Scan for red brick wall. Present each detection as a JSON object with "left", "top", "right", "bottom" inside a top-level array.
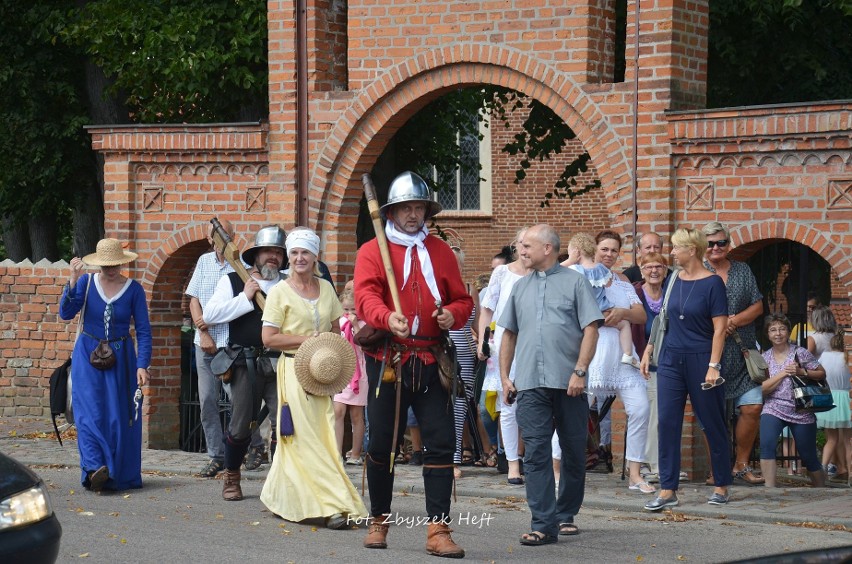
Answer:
[
  {"left": 3, "top": 1, "right": 850, "bottom": 467},
  {"left": 0, "top": 264, "right": 74, "bottom": 417}
]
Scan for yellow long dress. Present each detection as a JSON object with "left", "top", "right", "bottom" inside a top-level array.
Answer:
[{"left": 259, "top": 279, "right": 367, "bottom": 522}]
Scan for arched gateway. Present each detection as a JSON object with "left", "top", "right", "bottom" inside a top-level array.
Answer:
[{"left": 3, "top": 3, "right": 849, "bottom": 478}]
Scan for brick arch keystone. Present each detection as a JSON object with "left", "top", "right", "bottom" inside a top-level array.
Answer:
[
  {"left": 729, "top": 220, "right": 852, "bottom": 298},
  {"left": 311, "top": 45, "right": 633, "bottom": 233}
]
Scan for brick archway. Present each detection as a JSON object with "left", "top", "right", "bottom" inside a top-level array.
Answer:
[
  {"left": 728, "top": 220, "right": 852, "bottom": 299},
  {"left": 309, "top": 49, "right": 634, "bottom": 265}
]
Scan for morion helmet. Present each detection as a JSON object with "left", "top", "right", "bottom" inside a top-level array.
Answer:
[{"left": 379, "top": 171, "right": 442, "bottom": 220}]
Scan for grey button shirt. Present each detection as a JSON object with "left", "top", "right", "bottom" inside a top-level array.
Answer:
[{"left": 498, "top": 263, "right": 603, "bottom": 392}]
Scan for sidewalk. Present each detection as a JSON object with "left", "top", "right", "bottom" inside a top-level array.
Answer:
[{"left": 2, "top": 416, "right": 849, "bottom": 529}]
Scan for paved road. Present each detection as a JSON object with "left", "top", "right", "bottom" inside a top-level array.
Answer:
[{"left": 33, "top": 466, "right": 851, "bottom": 563}]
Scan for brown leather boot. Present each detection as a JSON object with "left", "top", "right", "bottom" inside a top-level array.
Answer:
[
  {"left": 426, "top": 522, "right": 465, "bottom": 558},
  {"left": 222, "top": 469, "right": 243, "bottom": 501},
  {"left": 364, "top": 517, "right": 389, "bottom": 549}
]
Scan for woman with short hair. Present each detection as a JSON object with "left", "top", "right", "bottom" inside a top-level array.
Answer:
[
  {"left": 702, "top": 221, "right": 765, "bottom": 486},
  {"left": 641, "top": 228, "right": 730, "bottom": 510},
  {"left": 807, "top": 305, "right": 837, "bottom": 358},
  {"left": 758, "top": 313, "right": 827, "bottom": 488},
  {"left": 586, "top": 231, "right": 653, "bottom": 494},
  {"left": 632, "top": 252, "right": 670, "bottom": 480}
]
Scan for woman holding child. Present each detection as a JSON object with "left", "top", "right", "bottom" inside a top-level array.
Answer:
[{"left": 561, "top": 231, "right": 652, "bottom": 493}]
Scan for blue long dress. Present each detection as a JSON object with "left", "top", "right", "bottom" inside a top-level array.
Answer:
[{"left": 59, "top": 273, "right": 152, "bottom": 490}]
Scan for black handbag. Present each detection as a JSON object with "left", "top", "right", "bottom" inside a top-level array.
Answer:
[
  {"left": 49, "top": 357, "right": 73, "bottom": 445},
  {"left": 791, "top": 352, "right": 835, "bottom": 413}
]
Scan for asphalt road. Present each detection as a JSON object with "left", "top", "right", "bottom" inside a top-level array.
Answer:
[{"left": 35, "top": 465, "right": 851, "bottom": 563}]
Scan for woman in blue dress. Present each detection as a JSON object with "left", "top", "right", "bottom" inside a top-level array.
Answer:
[{"left": 60, "top": 239, "right": 151, "bottom": 492}]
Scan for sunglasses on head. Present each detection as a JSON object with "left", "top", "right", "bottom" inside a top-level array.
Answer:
[{"left": 707, "top": 239, "right": 729, "bottom": 248}]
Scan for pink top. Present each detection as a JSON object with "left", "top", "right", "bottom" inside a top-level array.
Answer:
[{"left": 761, "top": 345, "right": 821, "bottom": 425}]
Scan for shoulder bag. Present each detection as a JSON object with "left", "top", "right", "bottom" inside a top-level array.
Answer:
[
  {"left": 50, "top": 274, "right": 91, "bottom": 443},
  {"left": 647, "top": 273, "right": 678, "bottom": 367},
  {"left": 732, "top": 332, "right": 769, "bottom": 384},
  {"left": 791, "top": 351, "right": 835, "bottom": 413}
]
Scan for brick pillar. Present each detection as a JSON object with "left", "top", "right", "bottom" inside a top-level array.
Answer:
[{"left": 267, "top": 1, "right": 299, "bottom": 220}]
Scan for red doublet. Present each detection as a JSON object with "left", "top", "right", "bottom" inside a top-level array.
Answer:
[{"left": 354, "top": 235, "right": 473, "bottom": 363}]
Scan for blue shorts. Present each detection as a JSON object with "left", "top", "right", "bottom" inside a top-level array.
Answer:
[{"left": 735, "top": 385, "right": 763, "bottom": 408}]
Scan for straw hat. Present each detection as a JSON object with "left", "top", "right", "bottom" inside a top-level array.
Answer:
[
  {"left": 294, "top": 333, "right": 357, "bottom": 396},
  {"left": 82, "top": 238, "right": 138, "bottom": 266}
]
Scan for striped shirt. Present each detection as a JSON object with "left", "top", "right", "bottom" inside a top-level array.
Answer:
[{"left": 185, "top": 251, "right": 234, "bottom": 348}]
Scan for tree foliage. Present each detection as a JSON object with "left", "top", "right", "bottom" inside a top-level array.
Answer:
[
  {"left": 708, "top": 0, "right": 852, "bottom": 107},
  {"left": 64, "top": 0, "right": 268, "bottom": 123},
  {"left": 0, "top": 1, "right": 95, "bottom": 259}
]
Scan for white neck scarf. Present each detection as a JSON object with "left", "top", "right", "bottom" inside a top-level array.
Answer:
[{"left": 385, "top": 221, "right": 442, "bottom": 305}]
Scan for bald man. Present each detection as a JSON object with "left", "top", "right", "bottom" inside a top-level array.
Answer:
[{"left": 624, "top": 232, "right": 665, "bottom": 283}]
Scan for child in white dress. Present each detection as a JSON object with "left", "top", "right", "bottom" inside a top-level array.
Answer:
[{"left": 564, "top": 232, "right": 639, "bottom": 369}]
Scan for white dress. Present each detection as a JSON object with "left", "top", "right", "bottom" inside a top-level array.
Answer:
[
  {"left": 481, "top": 264, "right": 525, "bottom": 394},
  {"left": 588, "top": 278, "right": 645, "bottom": 392}
]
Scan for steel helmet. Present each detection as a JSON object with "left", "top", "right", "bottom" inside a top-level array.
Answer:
[
  {"left": 379, "top": 171, "right": 442, "bottom": 220},
  {"left": 242, "top": 225, "right": 287, "bottom": 266}
]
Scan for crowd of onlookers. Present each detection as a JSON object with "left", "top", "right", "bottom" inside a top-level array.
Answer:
[{"left": 383, "top": 222, "right": 852, "bottom": 502}]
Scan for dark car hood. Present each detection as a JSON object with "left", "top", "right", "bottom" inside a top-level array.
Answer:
[{"left": 0, "top": 451, "right": 41, "bottom": 498}]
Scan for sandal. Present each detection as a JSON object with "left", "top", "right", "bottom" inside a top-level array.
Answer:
[
  {"left": 520, "top": 531, "right": 557, "bottom": 546},
  {"left": 628, "top": 480, "right": 656, "bottom": 494},
  {"left": 485, "top": 447, "right": 498, "bottom": 468},
  {"left": 733, "top": 464, "right": 765, "bottom": 486},
  {"left": 558, "top": 523, "right": 579, "bottom": 536},
  {"left": 461, "top": 448, "right": 475, "bottom": 466}
]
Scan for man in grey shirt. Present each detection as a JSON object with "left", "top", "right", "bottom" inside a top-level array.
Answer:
[{"left": 498, "top": 224, "right": 602, "bottom": 545}]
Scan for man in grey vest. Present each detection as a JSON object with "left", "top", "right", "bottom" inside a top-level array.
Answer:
[{"left": 203, "top": 225, "right": 286, "bottom": 501}]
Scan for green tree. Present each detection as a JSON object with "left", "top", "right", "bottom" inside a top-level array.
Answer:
[
  {"left": 0, "top": 1, "right": 95, "bottom": 261},
  {"left": 708, "top": 0, "right": 852, "bottom": 107},
  {"left": 65, "top": 0, "right": 268, "bottom": 123}
]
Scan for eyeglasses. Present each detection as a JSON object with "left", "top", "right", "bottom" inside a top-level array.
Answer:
[
  {"left": 701, "top": 376, "right": 725, "bottom": 390},
  {"left": 707, "top": 240, "right": 729, "bottom": 249},
  {"left": 641, "top": 264, "right": 665, "bottom": 271}
]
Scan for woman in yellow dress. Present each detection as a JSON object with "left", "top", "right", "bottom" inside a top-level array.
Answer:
[{"left": 260, "top": 227, "right": 367, "bottom": 528}]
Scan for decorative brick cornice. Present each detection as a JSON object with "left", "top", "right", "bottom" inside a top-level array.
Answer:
[{"left": 87, "top": 123, "right": 269, "bottom": 155}]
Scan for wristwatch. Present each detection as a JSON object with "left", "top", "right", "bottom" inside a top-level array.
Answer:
[
  {"left": 572, "top": 369, "right": 587, "bottom": 378},
  {"left": 708, "top": 362, "right": 722, "bottom": 371}
]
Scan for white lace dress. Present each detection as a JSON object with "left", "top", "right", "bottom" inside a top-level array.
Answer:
[{"left": 588, "top": 278, "right": 646, "bottom": 392}]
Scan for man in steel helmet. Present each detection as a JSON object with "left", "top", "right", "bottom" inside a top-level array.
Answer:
[
  {"left": 203, "top": 225, "right": 287, "bottom": 501},
  {"left": 354, "top": 171, "right": 473, "bottom": 558},
  {"left": 186, "top": 220, "right": 269, "bottom": 479}
]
